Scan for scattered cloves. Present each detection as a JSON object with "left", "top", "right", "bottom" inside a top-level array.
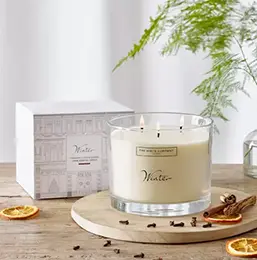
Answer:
[
  {"left": 173, "top": 222, "right": 184, "bottom": 227},
  {"left": 114, "top": 249, "right": 120, "bottom": 254},
  {"left": 202, "top": 222, "right": 212, "bottom": 228},
  {"left": 73, "top": 245, "right": 80, "bottom": 251},
  {"left": 147, "top": 223, "right": 156, "bottom": 228},
  {"left": 134, "top": 252, "right": 145, "bottom": 258},
  {"left": 119, "top": 220, "right": 129, "bottom": 225},
  {"left": 169, "top": 220, "right": 174, "bottom": 226},
  {"left": 103, "top": 240, "right": 112, "bottom": 247}
]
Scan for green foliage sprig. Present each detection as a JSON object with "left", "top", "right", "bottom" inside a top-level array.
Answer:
[{"left": 113, "top": 0, "right": 257, "bottom": 124}]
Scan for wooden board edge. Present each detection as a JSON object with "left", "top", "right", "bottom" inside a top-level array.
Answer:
[{"left": 71, "top": 206, "right": 257, "bottom": 244}]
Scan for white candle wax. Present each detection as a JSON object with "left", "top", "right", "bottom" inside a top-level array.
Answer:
[{"left": 110, "top": 128, "right": 211, "bottom": 204}]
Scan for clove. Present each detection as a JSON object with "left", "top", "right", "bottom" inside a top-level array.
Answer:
[
  {"left": 190, "top": 217, "right": 197, "bottom": 227},
  {"left": 173, "top": 222, "right": 184, "bottom": 227},
  {"left": 114, "top": 249, "right": 120, "bottom": 254},
  {"left": 119, "top": 220, "right": 129, "bottom": 225},
  {"left": 147, "top": 223, "right": 156, "bottom": 228},
  {"left": 73, "top": 245, "right": 80, "bottom": 251},
  {"left": 103, "top": 240, "right": 112, "bottom": 247},
  {"left": 220, "top": 193, "right": 236, "bottom": 205},
  {"left": 202, "top": 222, "right": 212, "bottom": 228},
  {"left": 134, "top": 252, "right": 145, "bottom": 258},
  {"left": 190, "top": 221, "right": 196, "bottom": 227}
]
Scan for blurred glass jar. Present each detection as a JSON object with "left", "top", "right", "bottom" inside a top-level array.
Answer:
[{"left": 243, "top": 129, "right": 257, "bottom": 178}]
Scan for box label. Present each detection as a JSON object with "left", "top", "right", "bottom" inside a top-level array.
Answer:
[{"left": 66, "top": 135, "right": 102, "bottom": 171}]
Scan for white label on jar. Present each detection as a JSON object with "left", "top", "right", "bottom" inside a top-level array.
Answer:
[
  {"left": 136, "top": 146, "right": 177, "bottom": 157},
  {"left": 66, "top": 135, "right": 102, "bottom": 171},
  {"left": 132, "top": 143, "right": 209, "bottom": 203},
  {"left": 136, "top": 146, "right": 175, "bottom": 184}
]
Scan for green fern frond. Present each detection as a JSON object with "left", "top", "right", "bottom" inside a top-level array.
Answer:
[
  {"left": 112, "top": 0, "right": 175, "bottom": 72},
  {"left": 112, "top": 15, "right": 163, "bottom": 72},
  {"left": 113, "top": 0, "right": 257, "bottom": 124}
]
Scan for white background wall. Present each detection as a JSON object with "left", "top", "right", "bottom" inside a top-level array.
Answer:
[
  {"left": 0, "top": 0, "right": 5, "bottom": 163},
  {"left": 1, "top": 0, "right": 111, "bottom": 162},
  {"left": 1, "top": 0, "right": 257, "bottom": 163}
]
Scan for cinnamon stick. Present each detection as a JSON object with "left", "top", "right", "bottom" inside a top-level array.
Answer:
[
  {"left": 203, "top": 204, "right": 227, "bottom": 218},
  {"left": 223, "top": 195, "right": 256, "bottom": 216}
]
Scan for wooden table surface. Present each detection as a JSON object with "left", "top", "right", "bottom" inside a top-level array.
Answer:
[{"left": 1, "top": 164, "right": 257, "bottom": 260}]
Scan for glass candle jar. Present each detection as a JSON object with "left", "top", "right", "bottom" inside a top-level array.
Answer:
[
  {"left": 108, "top": 113, "right": 213, "bottom": 216},
  {"left": 243, "top": 129, "right": 257, "bottom": 178}
]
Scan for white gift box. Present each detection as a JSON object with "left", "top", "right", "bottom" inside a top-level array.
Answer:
[{"left": 16, "top": 100, "right": 133, "bottom": 199}]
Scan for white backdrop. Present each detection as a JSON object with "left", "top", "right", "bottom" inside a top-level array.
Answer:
[
  {"left": 0, "top": 0, "right": 111, "bottom": 162},
  {"left": 1, "top": 0, "right": 257, "bottom": 163}
]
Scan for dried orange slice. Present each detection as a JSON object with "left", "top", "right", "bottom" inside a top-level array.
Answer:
[
  {"left": 226, "top": 238, "right": 257, "bottom": 257},
  {"left": 204, "top": 213, "right": 242, "bottom": 224},
  {"left": 0, "top": 205, "right": 39, "bottom": 220}
]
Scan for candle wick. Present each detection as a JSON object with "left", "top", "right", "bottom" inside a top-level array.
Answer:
[
  {"left": 156, "top": 121, "right": 160, "bottom": 138},
  {"left": 140, "top": 115, "right": 144, "bottom": 133},
  {"left": 180, "top": 116, "right": 184, "bottom": 133}
]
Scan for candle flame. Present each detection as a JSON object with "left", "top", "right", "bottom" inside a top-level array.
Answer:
[
  {"left": 140, "top": 115, "right": 145, "bottom": 128},
  {"left": 180, "top": 116, "right": 184, "bottom": 127},
  {"left": 156, "top": 121, "right": 160, "bottom": 131}
]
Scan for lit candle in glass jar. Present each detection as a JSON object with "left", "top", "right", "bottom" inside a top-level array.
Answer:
[{"left": 108, "top": 113, "right": 213, "bottom": 216}]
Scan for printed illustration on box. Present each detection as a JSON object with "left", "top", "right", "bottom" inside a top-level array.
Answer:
[{"left": 34, "top": 114, "right": 110, "bottom": 199}]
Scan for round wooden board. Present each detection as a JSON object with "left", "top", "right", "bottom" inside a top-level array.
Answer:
[{"left": 71, "top": 187, "right": 257, "bottom": 244}]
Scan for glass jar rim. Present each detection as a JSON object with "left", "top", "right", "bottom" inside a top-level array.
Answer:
[{"left": 108, "top": 112, "right": 213, "bottom": 131}]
